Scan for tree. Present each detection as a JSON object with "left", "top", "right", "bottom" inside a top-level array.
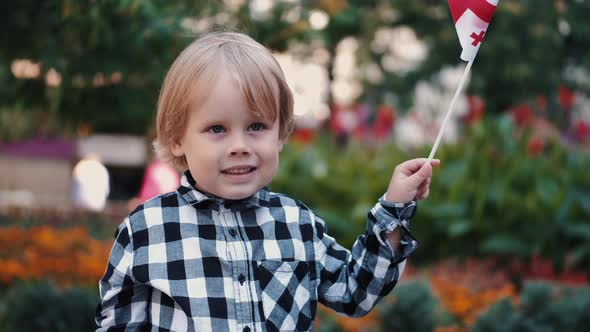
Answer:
[
  {"left": 0, "top": 1, "right": 208, "bottom": 136},
  {"left": 2, "top": 0, "right": 589, "bottom": 138}
]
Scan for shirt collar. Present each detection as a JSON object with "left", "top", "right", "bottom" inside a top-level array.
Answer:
[{"left": 177, "top": 170, "right": 270, "bottom": 210}]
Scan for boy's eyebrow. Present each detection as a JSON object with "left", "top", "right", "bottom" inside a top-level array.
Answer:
[{"left": 198, "top": 113, "right": 273, "bottom": 125}]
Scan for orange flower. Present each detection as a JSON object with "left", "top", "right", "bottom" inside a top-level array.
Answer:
[
  {"left": 334, "top": 309, "right": 379, "bottom": 332},
  {"left": 431, "top": 275, "right": 516, "bottom": 326},
  {"left": 0, "top": 259, "right": 25, "bottom": 283},
  {"left": 436, "top": 326, "right": 469, "bottom": 332},
  {"left": 0, "top": 226, "right": 25, "bottom": 255},
  {"left": 0, "top": 225, "right": 111, "bottom": 287}
]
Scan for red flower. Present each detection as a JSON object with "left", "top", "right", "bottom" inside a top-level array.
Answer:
[
  {"left": 329, "top": 104, "right": 345, "bottom": 135},
  {"left": 464, "top": 96, "right": 485, "bottom": 125},
  {"left": 536, "top": 95, "right": 547, "bottom": 112},
  {"left": 574, "top": 121, "right": 590, "bottom": 143},
  {"left": 329, "top": 104, "right": 359, "bottom": 136},
  {"left": 511, "top": 104, "right": 533, "bottom": 127},
  {"left": 529, "top": 254, "right": 554, "bottom": 279},
  {"left": 527, "top": 137, "right": 544, "bottom": 156},
  {"left": 558, "top": 85, "right": 575, "bottom": 111},
  {"left": 352, "top": 123, "right": 369, "bottom": 141},
  {"left": 291, "top": 127, "right": 316, "bottom": 144},
  {"left": 559, "top": 270, "right": 589, "bottom": 286},
  {"left": 372, "top": 105, "right": 396, "bottom": 140}
]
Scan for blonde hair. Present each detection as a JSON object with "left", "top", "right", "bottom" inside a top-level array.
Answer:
[{"left": 154, "top": 31, "right": 294, "bottom": 170}]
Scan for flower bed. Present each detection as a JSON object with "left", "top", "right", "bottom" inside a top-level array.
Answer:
[
  {"left": 315, "top": 257, "right": 588, "bottom": 331},
  {"left": 0, "top": 225, "right": 111, "bottom": 286},
  {"left": 0, "top": 224, "right": 588, "bottom": 330}
]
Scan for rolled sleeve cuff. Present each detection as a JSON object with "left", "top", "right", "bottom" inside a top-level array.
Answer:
[{"left": 370, "top": 194, "right": 419, "bottom": 263}]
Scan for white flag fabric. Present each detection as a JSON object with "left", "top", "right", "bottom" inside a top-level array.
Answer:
[{"left": 449, "top": 0, "right": 499, "bottom": 61}]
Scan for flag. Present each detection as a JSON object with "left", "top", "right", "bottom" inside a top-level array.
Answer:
[{"left": 448, "top": 0, "right": 499, "bottom": 61}]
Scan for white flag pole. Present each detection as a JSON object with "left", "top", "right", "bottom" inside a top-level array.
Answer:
[{"left": 427, "top": 57, "right": 475, "bottom": 164}]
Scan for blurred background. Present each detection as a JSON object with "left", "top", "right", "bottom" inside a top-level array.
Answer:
[{"left": 1, "top": 0, "right": 590, "bottom": 331}]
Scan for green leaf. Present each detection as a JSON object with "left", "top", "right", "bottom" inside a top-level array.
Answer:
[
  {"left": 430, "top": 203, "right": 466, "bottom": 218},
  {"left": 571, "top": 243, "right": 590, "bottom": 262},
  {"left": 481, "top": 235, "right": 529, "bottom": 256},
  {"left": 563, "top": 224, "right": 590, "bottom": 239},
  {"left": 447, "top": 220, "right": 472, "bottom": 237},
  {"left": 577, "top": 192, "right": 590, "bottom": 214}
]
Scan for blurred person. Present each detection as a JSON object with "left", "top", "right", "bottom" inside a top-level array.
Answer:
[
  {"left": 127, "top": 157, "right": 181, "bottom": 212},
  {"left": 96, "top": 31, "right": 439, "bottom": 331},
  {"left": 72, "top": 154, "right": 110, "bottom": 212}
]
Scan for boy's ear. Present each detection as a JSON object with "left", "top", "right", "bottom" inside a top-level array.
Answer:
[
  {"left": 278, "top": 139, "right": 285, "bottom": 152},
  {"left": 171, "top": 141, "right": 185, "bottom": 157}
]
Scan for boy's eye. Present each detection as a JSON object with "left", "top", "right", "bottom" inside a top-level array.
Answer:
[
  {"left": 248, "top": 122, "right": 266, "bottom": 131},
  {"left": 208, "top": 125, "right": 225, "bottom": 134}
]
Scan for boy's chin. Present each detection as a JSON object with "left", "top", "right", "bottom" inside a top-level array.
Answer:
[
  {"left": 217, "top": 186, "right": 260, "bottom": 201},
  {"left": 194, "top": 182, "right": 256, "bottom": 201}
]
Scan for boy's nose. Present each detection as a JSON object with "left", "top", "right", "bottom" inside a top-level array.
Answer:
[
  {"left": 228, "top": 134, "right": 252, "bottom": 156},
  {"left": 230, "top": 148, "right": 250, "bottom": 156}
]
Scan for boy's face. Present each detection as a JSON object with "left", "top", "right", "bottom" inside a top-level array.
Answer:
[{"left": 172, "top": 71, "right": 284, "bottom": 200}]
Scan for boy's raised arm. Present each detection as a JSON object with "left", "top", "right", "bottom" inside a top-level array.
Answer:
[
  {"left": 383, "top": 158, "right": 439, "bottom": 251},
  {"left": 314, "top": 158, "right": 438, "bottom": 317},
  {"left": 95, "top": 220, "right": 150, "bottom": 331},
  {"left": 312, "top": 198, "right": 417, "bottom": 318}
]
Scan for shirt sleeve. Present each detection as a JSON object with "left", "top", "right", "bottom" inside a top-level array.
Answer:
[
  {"left": 95, "top": 219, "right": 150, "bottom": 331},
  {"left": 313, "top": 195, "right": 418, "bottom": 317}
]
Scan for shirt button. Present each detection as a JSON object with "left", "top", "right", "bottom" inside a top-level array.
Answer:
[
  {"left": 238, "top": 274, "right": 246, "bottom": 285},
  {"left": 229, "top": 229, "right": 237, "bottom": 237},
  {"left": 243, "top": 327, "right": 250, "bottom": 332}
]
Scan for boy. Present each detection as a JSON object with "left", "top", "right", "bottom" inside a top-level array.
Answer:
[{"left": 96, "top": 32, "right": 439, "bottom": 331}]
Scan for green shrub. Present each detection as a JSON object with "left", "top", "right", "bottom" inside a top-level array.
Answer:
[
  {"left": 0, "top": 281, "right": 98, "bottom": 332},
  {"left": 378, "top": 281, "right": 437, "bottom": 332},
  {"left": 473, "top": 282, "right": 590, "bottom": 332},
  {"left": 271, "top": 117, "right": 590, "bottom": 268}
]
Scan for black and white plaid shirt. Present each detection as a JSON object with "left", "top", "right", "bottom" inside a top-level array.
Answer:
[{"left": 96, "top": 171, "right": 418, "bottom": 332}]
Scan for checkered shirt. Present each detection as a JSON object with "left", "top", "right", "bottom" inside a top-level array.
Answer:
[{"left": 96, "top": 171, "right": 418, "bottom": 331}]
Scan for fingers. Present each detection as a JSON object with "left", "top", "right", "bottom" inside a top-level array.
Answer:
[
  {"left": 417, "top": 177, "right": 431, "bottom": 193},
  {"left": 416, "top": 188, "right": 430, "bottom": 200},
  {"left": 408, "top": 162, "right": 433, "bottom": 186},
  {"left": 391, "top": 158, "right": 439, "bottom": 201},
  {"left": 396, "top": 158, "right": 440, "bottom": 176},
  {"left": 415, "top": 177, "right": 431, "bottom": 200}
]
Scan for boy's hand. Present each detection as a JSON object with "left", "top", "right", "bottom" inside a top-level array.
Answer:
[{"left": 385, "top": 158, "right": 440, "bottom": 203}]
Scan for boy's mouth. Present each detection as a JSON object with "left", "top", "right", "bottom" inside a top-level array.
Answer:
[{"left": 221, "top": 166, "right": 257, "bottom": 175}]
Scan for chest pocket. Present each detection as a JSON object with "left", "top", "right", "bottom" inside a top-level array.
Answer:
[{"left": 256, "top": 260, "right": 313, "bottom": 331}]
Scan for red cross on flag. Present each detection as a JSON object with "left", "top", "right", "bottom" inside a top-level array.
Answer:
[{"left": 449, "top": 0, "right": 499, "bottom": 61}]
